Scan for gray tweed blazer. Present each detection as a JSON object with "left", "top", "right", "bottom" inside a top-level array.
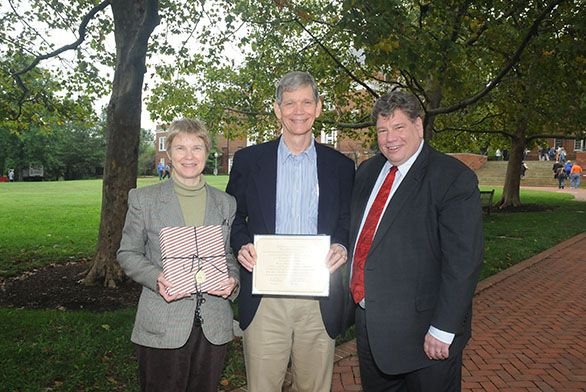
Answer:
[{"left": 117, "top": 178, "right": 239, "bottom": 348}]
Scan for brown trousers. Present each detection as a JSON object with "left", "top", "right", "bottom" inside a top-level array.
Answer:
[{"left": 136, "top": 322, "right": 228, "bottom": 392}]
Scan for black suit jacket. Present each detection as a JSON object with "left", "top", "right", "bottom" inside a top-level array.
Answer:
[
  {"left": 350, "top": 143, "right": 483, "bottom": 374},
  {"left": 226, "top": 138, "right": 355, "bottom": 338}
]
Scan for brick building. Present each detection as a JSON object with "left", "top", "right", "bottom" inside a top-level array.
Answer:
[
  {"left": 527, "top": 138, "right": 586, "bottom": 167},
  {"left": 154, "top": 125, "right": 374, "bottom": 175}
]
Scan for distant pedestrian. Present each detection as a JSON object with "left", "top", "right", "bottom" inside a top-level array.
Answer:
[
  {"left": 540, "top": 146, "right": 550, "bottom": 161},
  {"left": 553, "top": 162, "right": 566, "bottom": 189},
  {"left": 162, "top": 164, "right": 171, "bottom": 179},
  {"left": 552, "top": 161, "right": 563, "bottom": 178},
  {"left": 8, "top": 169, "right": 14, "bottom": 182},
  {"left": 548, "top": 147, "right": 556, "bottom": 161},
  {"left": 156, "top": 162, "right": 164, "bottom": 180},
  {"left": 559, "top": 148, "right": 567, "bottom": 163},
  {"left": 564, "top": 161, "right": 573, "bottom": 179},
  {"left": 570, "top": 163, "right": 582, "bottom": 189},
  {"left": 495, "top": 148, "right": 502, "bottom": 161},
  {"left": 521, "top": 161, "right": 528, "bottom": 178}
]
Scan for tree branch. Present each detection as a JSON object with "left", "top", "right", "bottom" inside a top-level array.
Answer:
[
  {"left": 223, "top": 107, "right": 273, "bottom": 116},
  {"left": 434, "top": 126, "right": 515, "bottom": 139},
  {"left": 318, "top": 118, "right": 374, "bottom": 130},
  {"left": 429, "top": 0, "right": 567, "bottom": 116},
  {"left": 464, "top": 8, "right": 517, "bottom": 47},
  {"left": 293, "top": 17, "right": 379, "bottom": 98},
  {"left": 12, "top": 0, "right": 111, "bottom": 92},
  {"left": 527, "top": 133, "right": 585, "bottom": 141},
  {"left": 8, "top": 0, "right": 54, "bottom": 49},
  {"left": 434, "top": 124, "right": 584, "bottom": 143}
]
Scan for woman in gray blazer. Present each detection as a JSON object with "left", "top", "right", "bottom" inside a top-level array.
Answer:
[{"left": 117, "top": 118, "right": 239, "bottom": 392}]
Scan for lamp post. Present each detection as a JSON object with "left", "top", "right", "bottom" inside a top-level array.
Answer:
[{"left": 213, "top": 151, "right": 218, "bottom": 175}]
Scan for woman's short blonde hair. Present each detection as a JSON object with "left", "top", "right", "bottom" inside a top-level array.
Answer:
[{"left": 165, "top": 118, "right": 211, "bottom": 153}]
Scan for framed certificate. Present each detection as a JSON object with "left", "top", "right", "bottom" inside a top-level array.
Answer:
[{"left": 252, "top": 234, "right": 330, "bottom": 296}]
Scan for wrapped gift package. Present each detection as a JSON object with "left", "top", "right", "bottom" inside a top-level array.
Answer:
[{"left": 160, "top": 225, "right": 228, "bottom": 296}]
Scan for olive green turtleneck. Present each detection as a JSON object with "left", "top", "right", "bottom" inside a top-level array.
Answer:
[{"left": 172, "top": 173, "right": 207, "bottom": 227}]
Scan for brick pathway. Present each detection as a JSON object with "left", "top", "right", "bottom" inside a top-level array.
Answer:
[{"left": 331, "top": 232, "right": 586, "bottom": 391}]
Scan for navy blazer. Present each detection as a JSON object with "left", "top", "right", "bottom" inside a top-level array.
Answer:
[
  {"left": 350, "top": 143, "right": 483, "bottom": 374},
  {"left": 226, "top": 138, "right": 355, "bottom": 338}
]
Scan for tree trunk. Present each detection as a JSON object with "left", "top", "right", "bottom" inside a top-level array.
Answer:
[
  {"left": 496, "top": 133, "right": 527, "bottom": 209},
  {"left": 423, "top": 84, "right": 443, "bottom": 141},
  {"left": 82, "top": 0, "right": 160, "bottom": 287}
]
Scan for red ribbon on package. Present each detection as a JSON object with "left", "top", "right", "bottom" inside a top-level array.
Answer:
[{"left": 160, "top": 225, "right": 228, "bottom": 296}]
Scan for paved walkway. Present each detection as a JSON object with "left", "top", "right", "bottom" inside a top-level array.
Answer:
[{"left": 331, "top": 232, "right": 586, "bottom": 391}]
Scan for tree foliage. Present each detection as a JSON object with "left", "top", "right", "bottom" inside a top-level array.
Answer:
[
  {"left": 0, "top": 53, "right": 98, "bottom": 176},
  {"left": 138, "top": 128, "right": 156, "bottom": 176},
  {"left": 147, "top": 0, "right": 582, "bottom": 208},
  {"left": 2, "top": 0, "right": 160, "bottom": 286}
]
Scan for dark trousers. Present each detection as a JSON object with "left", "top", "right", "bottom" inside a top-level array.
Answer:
[
  {"left": 136, "top": 323, "right": 228, "bottom": 392},
  {"left": 356, "top": 307, "right": 463, "bottom": 392}
]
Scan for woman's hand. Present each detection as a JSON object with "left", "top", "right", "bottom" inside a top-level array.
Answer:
[
  {"left": 208, "top": 277, "right": 238, "bottom": 299},
  {"left": 156, "top": 272, "right": 190, "bottom": 302}
]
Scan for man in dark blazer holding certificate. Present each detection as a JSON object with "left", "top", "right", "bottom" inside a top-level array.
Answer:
[
  {"left": 349, "top": 91, "right": 483, "bottom": 391},
  {"left": 226, "top": 71, "right": 355, "bottom": 392}
]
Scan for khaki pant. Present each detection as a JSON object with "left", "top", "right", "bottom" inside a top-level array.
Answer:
[{"left": 243, "top": 297, "right": 335, "bottom": 392}]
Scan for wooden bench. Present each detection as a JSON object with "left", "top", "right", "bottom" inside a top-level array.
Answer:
[{"left": 480, "top": 189, "right": 495, "bottom": 215}]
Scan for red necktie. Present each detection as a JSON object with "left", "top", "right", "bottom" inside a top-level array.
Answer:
[{"left": 351, "top": 166, "right": 398, "bottom": 303}]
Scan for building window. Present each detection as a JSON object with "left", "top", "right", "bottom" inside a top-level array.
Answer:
[
  {"left": 321, "top": 130, "right": 337, "bottom": 146},
  {"left": 575, "top": 139, "right": 585, "bottom": 151},
  {"left": 554, "top": 139, "right": 563, "bottom": 148},
  {"left": 159, "top": 136, "right": 166, "bottom": 152}
]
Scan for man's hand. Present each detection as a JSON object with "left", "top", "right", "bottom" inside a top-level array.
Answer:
[
  {"left": 423, "top": 332, "right": 450, "bottom": 360},
  {"left": 157, "top": 272, "right": 190, "bottom": 303},
  {"left": 325, "top": 243, "right": 347, "bottom": 273},
  {"left": 208, "top": 277, "right": 238, "bottom": 299},
  {"left": 237, "top": 243, "right": 257, "bottom": 272}
]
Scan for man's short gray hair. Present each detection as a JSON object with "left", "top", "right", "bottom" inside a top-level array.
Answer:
[{"left": 275, "top": 71, "right": 319, "bottom": 104}]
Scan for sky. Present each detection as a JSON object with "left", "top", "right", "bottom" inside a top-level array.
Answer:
[{"left": 3, "top": 1, "right": 245, "bottom": 134}]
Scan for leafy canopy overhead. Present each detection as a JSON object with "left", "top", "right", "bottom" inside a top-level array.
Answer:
[{"left": 144, "top": 0, "right": 580, "bottom": 152}]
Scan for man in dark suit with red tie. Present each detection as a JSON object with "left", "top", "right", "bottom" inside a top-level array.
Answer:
[{"left": 349, "top": 90, "right": 483, "bottom": 391}]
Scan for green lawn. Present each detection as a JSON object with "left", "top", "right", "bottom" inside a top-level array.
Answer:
[
  {"left": 0, "top": 308, "right": 138, "bottom": 392},
  {"left": 0, "top": 176, "right": 229, "bottom": 277},
  {"left": 0, "top": 178, "right": 584, "bottom": 391},
  {"left": 478, "top": 186, "right": 585, "bottom": 279}
]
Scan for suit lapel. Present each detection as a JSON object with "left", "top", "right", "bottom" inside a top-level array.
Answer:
[
  {"left": 369, "top": 144, "right": 430, "bottom": 252},
  {"left": 156, "top": 179, "right": 185, "bottom": 227},
  {"left": 350, "top": 154, "right": 387, "bottom": 244},
  {"left": 204, "top": 185, "right": 227, "bottom": 226},
  {"left": 253, "top": 140, "right": 278, "bottom": 233}
]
